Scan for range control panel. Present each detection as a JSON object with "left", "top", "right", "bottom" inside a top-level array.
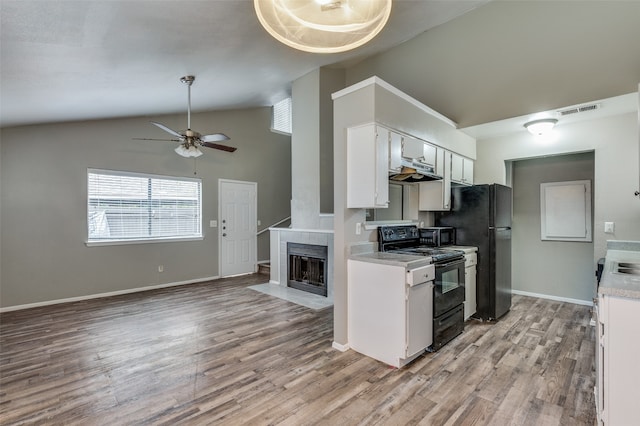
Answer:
[{"left": 379, "top": 225, "right": 419, "bottom": 243}]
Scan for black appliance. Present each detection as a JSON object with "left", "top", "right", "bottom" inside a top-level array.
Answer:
[
  {"left": 436, "top": 184, "right": 512, "bottom": 321},
  {"left": 378, "top": 225, "right": 465, "bottom": 351},
  {"left": 419, "top": 227, "right": 455, "bottom": 247}
]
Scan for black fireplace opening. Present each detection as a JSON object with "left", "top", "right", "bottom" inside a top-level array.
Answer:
[{"left": 287, "top": 242, "right": 328, "bottom": 297}]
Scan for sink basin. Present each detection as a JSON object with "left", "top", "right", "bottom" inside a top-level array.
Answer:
[{"left": 615, "top": 262, "right": 640, "bottom": 276}]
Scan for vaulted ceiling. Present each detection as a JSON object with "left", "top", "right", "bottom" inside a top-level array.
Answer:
[
  {"left": 0, "top": 0, "right": 487, "bottom": 127},
  {"left": 1, "top": 1, "right": 638, "bottom": 130}
]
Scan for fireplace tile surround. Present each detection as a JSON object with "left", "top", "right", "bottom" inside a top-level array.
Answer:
[{"left": 269, "top": 228, "right": 334, "bottom": 302}]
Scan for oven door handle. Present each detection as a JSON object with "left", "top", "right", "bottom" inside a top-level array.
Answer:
[{"left": 436, "top": 259, "right": 465, "bottom": 268}]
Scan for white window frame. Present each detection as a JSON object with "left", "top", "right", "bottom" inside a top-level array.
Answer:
[
  {"left": 271, "top": 97, "right": 292, "bottom": 135},
  {"left": 86, "top": 168, "right": 203, "bottom": 246}
]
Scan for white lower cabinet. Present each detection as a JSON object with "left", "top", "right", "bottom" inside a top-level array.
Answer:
[
  {"left": 596, "top": 293, "right": 640, "bottom": 425},
  {"left": 348, "top": 259, "right": 434, "bottom": 368},
  {"left": 464, "top": 252, "right": 477, "bottom": 320}
]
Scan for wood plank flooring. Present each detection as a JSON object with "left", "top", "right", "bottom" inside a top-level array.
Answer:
[{"left": 1, "top": 274, "right": 596, "bottom": 425}]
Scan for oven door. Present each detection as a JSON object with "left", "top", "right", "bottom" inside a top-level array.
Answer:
[{"left": 433, "top": 258, "right": 465, "bottom": 317}]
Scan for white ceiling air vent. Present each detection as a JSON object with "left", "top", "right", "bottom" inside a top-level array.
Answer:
[{"left": 557, "top": 103, "right": 601, "bottom": 116}]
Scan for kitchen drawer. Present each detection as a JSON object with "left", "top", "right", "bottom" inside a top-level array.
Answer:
[
  {"left": 406, "top": 265, "right": 435, "bottom": 286},
  {"left": 465, "top": 253, "right": 477, "bottom": 268}
]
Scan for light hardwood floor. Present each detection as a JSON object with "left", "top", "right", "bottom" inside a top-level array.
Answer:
[{"left": 0, "top": 274, "right": 596, "bottom": 425}]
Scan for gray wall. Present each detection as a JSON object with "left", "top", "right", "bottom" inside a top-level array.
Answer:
[
  {"left": 512, "top": 152, "right": 595, "bottom": 302},
  {"left": 319, "top": 68, "right": 345, "bottom": 214},
  {"left": 0, "top": 107, "right": 291, "bottom": 308},
  {"left": 475, "top": 111, "right": 640, "bottom": 282}
]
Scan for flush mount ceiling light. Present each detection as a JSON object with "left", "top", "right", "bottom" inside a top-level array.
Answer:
[
  {"left": 524, "top": 118, "right": 558, "bottom": 136},
  {"left": 254, "top": 0, "right": 392, "bottom": 54}
]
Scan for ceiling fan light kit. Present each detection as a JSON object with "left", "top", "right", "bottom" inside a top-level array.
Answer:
[
  {"left": 135, "top": 75, "right": 236, "bottom": 157},
  {"left": 254, "top": 0, "right": 392, "bottom": 53},
  {"left": 175, "top": 144, "right": 203, "bottom": 158}
]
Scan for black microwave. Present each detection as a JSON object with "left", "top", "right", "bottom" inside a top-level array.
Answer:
[{"left": 419, "top": 227, "right": 455, "bottom": 247}]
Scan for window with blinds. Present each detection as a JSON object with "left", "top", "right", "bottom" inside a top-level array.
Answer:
[
  {"left": 271, "top": 97, "right": 292, "bottom": 135},
  {"left": 87, "top": 169, "right": 202, "bottom": 244}
]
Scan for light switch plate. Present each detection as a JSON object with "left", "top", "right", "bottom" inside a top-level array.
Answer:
[
  {"left": 604, "top": 222, "right": 615, "bottom": 233},
  {"left": 210, "top": 220, "right": 217, "bottom": 228}
]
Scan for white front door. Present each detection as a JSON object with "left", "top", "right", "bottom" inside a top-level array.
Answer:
[{"left": 218, "top": 179, "right": 257, "bottom": 277}]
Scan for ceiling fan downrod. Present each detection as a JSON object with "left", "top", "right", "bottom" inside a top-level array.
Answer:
[{"left": 180, "top": 75, "right": 195, "bottom": 130}]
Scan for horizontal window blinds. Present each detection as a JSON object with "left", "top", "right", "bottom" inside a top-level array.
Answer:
[
  {"left": 87, "top": 169, "right": 202, "bottom": 243},
  {"left": 271, "top": 97, "right": 292, "bottom": 135}
]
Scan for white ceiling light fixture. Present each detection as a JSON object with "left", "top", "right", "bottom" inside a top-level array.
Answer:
[
  {"left": 254, "top": 0, "right": 393, "bottom": 54},
  {"left": 524, "top": 118, "right": 558, "bottom": 136}
]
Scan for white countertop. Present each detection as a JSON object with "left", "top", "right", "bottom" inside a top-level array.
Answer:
[
  {"left": 349, "top": 252, "right": 432, "bottom": 269},
  {"left": 445, "top": 245, "right": 478, "bottom": 254},
  {"left": 599, "top": 241, "right": 640, "bottom": 299}
]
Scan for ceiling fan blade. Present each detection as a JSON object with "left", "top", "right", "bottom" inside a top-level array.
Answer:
[
  {"left": 151, "top": 121, "right": 183, "bottom": 138},
  {"left": 200, "top": 133, "right": 230, "bottom": 143},
  {"left": 133, "top": 137, "right": 182, "bottom": 142},
  {"left": 202, "top": 142, "right": 237, "bottom": 152}
]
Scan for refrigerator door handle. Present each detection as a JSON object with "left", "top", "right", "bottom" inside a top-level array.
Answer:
[{"left": 489, "top": 226, "right": 511, "bottom": 230}]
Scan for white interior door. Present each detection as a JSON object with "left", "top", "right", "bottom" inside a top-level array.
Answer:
[{"left": 219, "top": 179, "right": 257, "bottom": 277}]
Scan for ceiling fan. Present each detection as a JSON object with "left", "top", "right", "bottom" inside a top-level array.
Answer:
[{"left": 135, "top": 75, "right": 236, "bottom": 157}]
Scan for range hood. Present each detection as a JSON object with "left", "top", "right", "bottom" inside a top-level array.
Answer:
[{"left": 389, "top": 160, "right": 443, "bottom": 183}]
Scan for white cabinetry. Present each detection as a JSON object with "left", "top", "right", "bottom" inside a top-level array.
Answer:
[
  {"left": 451, "top": 153, "right": 474, "bottom": 185},
  {"left": 347, "top": 124, "right": 389, "bottom": 208},
  {"left": 389, "top": 130, "right": 402, "bottom": 173},
  {"left": 418, "top": 180, "right": 451, "bottom": 211},
  {"left": 401, "top": 135, "right": 424, "bottom": 160},
  {"left": 463, "top": 252, "right": 477, "bottom": 320},
  {"left": 348, "top": 259, "right": 434, "bottom": 368},
  {"left": 596, "top": 293, "right": 640, "bottom": 425}
]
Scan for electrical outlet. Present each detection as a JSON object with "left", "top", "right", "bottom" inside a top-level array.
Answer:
[
  {"left": 158, "top": 265, "right": 164, "bottom": 273},
  {"left": 355, "top": 222, "right": 362, "bottom": 235}
]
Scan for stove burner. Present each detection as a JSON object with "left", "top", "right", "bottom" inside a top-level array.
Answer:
[{"left": 390, "top": 247, "right": 464, "bottom": 263}]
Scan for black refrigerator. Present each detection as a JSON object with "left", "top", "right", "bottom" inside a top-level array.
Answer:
[{"left": 436, "top": 184, "right": 512, "bottom": 321}]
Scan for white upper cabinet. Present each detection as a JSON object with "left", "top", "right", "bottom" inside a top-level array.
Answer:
[
  {"left": 347, "top": 124, "right": 389, "bottom": 208},
  {"left": 435, "top": 147, "right": 445, "bottom": 177},
  {"left": 402, "top": 136, "right": 424, "bottom": 160},
  {"left": 423, "top": 142, "right": 437, "bottom": 170},
  {"left": 389, "top": 130, "right": 403, "bottom": 173},
  {"left": 451, "top": 152, "right": 474, "bottom": 185}
]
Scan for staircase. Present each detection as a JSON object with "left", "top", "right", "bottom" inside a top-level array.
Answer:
[{"left": 258, "top": 263, "right": 271, "bottom": 276}]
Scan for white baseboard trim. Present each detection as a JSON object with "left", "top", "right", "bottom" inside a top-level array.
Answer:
[
  {"left": 332, "top": 341, "right": 350, "bottom": 352},
  {"left": 0, "top": 276, "right": 220, "bottom": 313},
  {"left": 512, "top": 289, "right": 593, "bottom": 307},
  {"left": 269, "top": 279, "right": 281, "bottom": 285}
]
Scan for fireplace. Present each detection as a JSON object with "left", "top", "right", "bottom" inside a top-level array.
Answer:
[{"left": 287, "top": 243, "right": 328, "bottom": 297}]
